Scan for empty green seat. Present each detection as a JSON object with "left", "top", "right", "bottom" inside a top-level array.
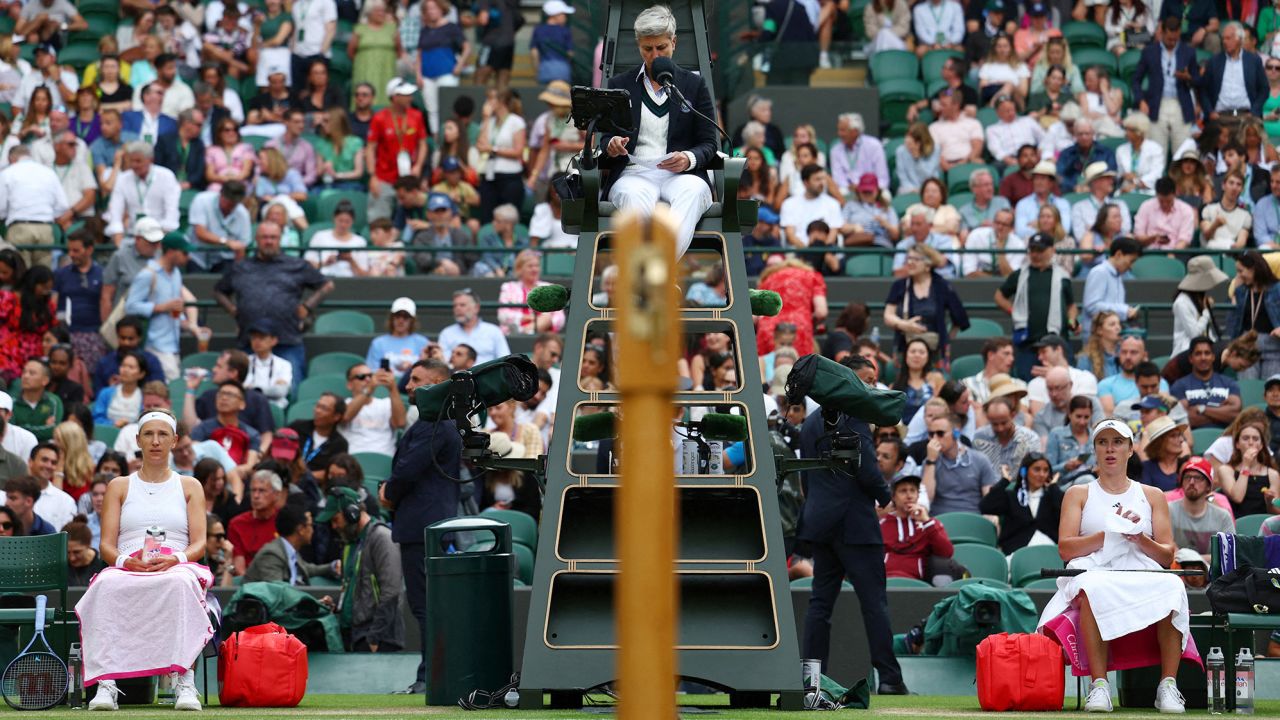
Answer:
[
  {"left": 481, "top": 508, "right": 539, "bottom": 551},
  {"left": 307, "top": 352, "right": 366, "bottom": 377},
  {"left": 314, "top": 310, "right": 376, "bottom": 335},
  {"left": 948, "top": 354, "right": 983, "bottom": 381},
  {"left": 936, "top": 513, "right": 998, "bottom": 547},
  {"left": 952, "top": 544, "right": 1009, "bottom": 583},
  {"left": 1130, "top": 255, "right": 1185, "bottom": 280},
  {"left": 1009, "top": 544, "right": 1064, "bottom": 587}
]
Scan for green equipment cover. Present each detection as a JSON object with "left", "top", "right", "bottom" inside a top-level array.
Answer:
[
  {"left": 921, "top": 584, "right": 1037, "bottom": 657},
  {"left": 413, "top": 355, "right": 538, "bottom": 421},
  {"left": 223, "top": 581, "right": 345, "bottom": 652},
  {"left": 784, "top": 354, "right": 906, "bottom": 427}
]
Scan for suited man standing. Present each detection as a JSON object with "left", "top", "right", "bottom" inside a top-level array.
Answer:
[
  {"left": 244, "top": 501, "right": 340, "bottom": 585},
  {"left": 798, "top": 404, "right": 908, "bottom": 695},
  {"left": 1132, "top": 17, "right": 1202, "bottom": 155},
  {"left": 600, "top": 5, "right": 719, "bottom": 259},
  {"left": 154, "top": 108, "right": 207, "bottom": 191},
  {"left": 121, "top": 83, "right": 178, "bottom": 145},
  {"left": 1202, "top": 22, "right": 1268, "bottom": 121}
]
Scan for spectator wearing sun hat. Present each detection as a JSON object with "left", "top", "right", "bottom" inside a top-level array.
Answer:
[
  {"left": 1012, "top": 160, "right": 1072, "bottom": 239},
  {"left": 366, "top": 297, "right": 430, "bottom": 381},
  {"left": 527, "top": 80, "right": 582, "bottom": 201},
  {"left": 1071, "top": 162, "right": 1132, "bottom": 240}
]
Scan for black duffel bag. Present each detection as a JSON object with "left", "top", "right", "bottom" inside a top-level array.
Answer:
[{"left": 1206, "top": 566, "right": 1280, "bottom": 614}]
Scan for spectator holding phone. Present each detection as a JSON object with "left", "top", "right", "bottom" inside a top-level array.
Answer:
[{"left": 341, "top": 362, "right": 406, "bottom": 456}]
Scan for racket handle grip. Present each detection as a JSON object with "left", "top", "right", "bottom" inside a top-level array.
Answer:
[{"left": 34, "top": 594, "right": 46, "bottom": 632}]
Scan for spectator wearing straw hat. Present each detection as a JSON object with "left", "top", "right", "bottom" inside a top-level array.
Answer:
[
  {"left": 1172, "top": 256, "right": 1229, "bottom": 356},
  {"left": 1056, "top": 118, "right": 1117, "bottom": 193},
  {"left": 1012, "top": 161, "right": 1071, "bottom": 239},
  {"left": 1115, "top": 113, "right": 1166, "bottom": 195},
  {"left": 1071, "top": 163, "right": 1132, "bottom": 239},
  {"left": 526, "top": 80, "right": 582, "bottom": 201},
  {"left": 973, "top": 380, "right": 1038, "bottom": 471},
  {"left": 1139, "top": 414, "right": 1191, "bottom": 491}
]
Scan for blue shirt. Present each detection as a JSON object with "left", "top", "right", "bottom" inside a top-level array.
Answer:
[
  {"left": 1255, "top": 194, "right": 1280, "bottom": 249},
  {"left": 530, "top": 23, "right": 572, "bottom": 61},
  {"left": 365, "top": 333, "right": 430, "bottom": 379},
  {"left": 125, "top": 261, "right": 184, "bottom": 354},
  {"left": 437, "top": 321, "right": 511, "bottom": 365},
  {"left": 417, "top": 22, "right": 464, "bottom": 78},
  {"left": 281, "top": 538, "right": 300, "bottom": 586},
  {"left": 1081, "top": 260, "right": 1133, "bottom": 336},
  {"left": 1013, "top": 192, "right": 1073, "bottom": 238},
  {"left": 93, "top": 349, "right": 166, "bottom": 391},
  {"left": 52, "top": 261, "right": 104, "bottom": 332},
  {"left": 1171, "top": 372, "right": 1240, "bottom": 415},
  {"left": 187, "top": 190, "right": 253, "bottom": 270},
  {"left": 1097, "top": 373, "right": 1171, "bottom": 406}
]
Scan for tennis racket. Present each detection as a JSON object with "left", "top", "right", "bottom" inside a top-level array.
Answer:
[{"left": 1, "top": 595, "right": 68, "bottom": 710}]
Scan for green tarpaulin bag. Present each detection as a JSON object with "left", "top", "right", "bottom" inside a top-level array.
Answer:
[
  {"left": 817, "top": 674, "right": 871, "bottom": 710},
  {"left": 922, "top": 584, "right": 1037, "bottom": 657},
  {"left": 785, "top": 354, "right": 905, "bottom": 428},
  {"left": 223, "top": 581, "right": 345, "bottom": 653}
]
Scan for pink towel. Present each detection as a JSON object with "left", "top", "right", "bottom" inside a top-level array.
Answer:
[
  {"left": 75, "top": 563, "right": 215, "bottom": 686},
  {"left": 1041, "top": 607, "right": 1203, "bottom": 676}
]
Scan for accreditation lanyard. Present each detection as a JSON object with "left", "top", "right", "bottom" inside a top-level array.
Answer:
[
  {"left": 135, "top": 173, "right": 153, "bottom": 208},
  {"left": 176, "top": 141, "right": 189, "bottom": 180}
]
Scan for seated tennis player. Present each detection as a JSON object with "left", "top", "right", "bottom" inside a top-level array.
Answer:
[
  {"left": 76, "top": 408, "right": 211, "bottom": 712},
  {"left": 1038, "top": 418, "right": 1190, "bottom": 714}
]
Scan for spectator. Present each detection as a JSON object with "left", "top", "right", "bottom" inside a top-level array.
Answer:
[
  {"left": 10, "top": 359, "right": 61, "bottom": 442},
  {"left": 962, "top": 208, "right": 1023, "bottom": 278},
  {"left": 1116, "top": 114, "right": 1165, "bottom": 195},
  {"left": 497, "top": 250, "right": 566, "bottom": 335},
  {"left": 884, "top": 244, "right": 968, "bottom": 360},
  {"left": 928, "top": 89, "right": 984, "bottom": 172},
  {"left": 243, "top": 321, "right": 292, "bottom": 409},
  {"left": 91, "top": 317, "right": 164, "bottom": 392},
  {"left": 265, "top": 108, "right": 317, "bottom": 187},
  {"left": 246, "top": 64, "right": 293, "bottom": 127},
  {"left": 1013, "top": 161, "right": 1072, "bottom": 238},
  {"left": 964, "top": 0, "right": 1008, "bottom": 64},
  {"left": 4, "top": 475, "right": 52, "bottom": 535},
  {"left": 288, "top": 392, "right": 348, "bottom": 480},
  {"left": 401, "top": 187, "right": 469, "bottom": 275},
  {"left": 1045, "top": 394, "right": 1097, "bottom": 475},
  {"left": 1169, "top": 456, "right": 1235, "bottom": 558},
  {"left": 51, "top": 232, "right": 106, "bottom": 372},
  {"left": 90, "top": 109, "right": 127, "bottom": 197},
  {"left": 27, "top": 442, "right": 74, "bottom": 529},
  {"left": 50, "top": 131, "right": 96, "bottom": 224},
  {"left": 1105, "top": 0, "right": 1155, "bottom": 54},
  {"left": 1170, "top": 145, "right": 1214, "bottom": 210},
  {"left": 289, "top": 0, "right": 335, "bottom": 90},
  {"left": 1071, "top": 166, "right": 1132, "bottom": 244},
  {"left": 1078, "top": 203, "right": 1124, "bottom": 266},
  {"left": 0, "top": 145, "right": 68, "bottom": 268},
  {"left": 44, "top": 345, "right": 85, "bottom": 408},
  {"left": 1081, "top": 236, "right": 1142, "bottom": 336},
  {"left": 367, "top": 78, "right": 428, "bottom": 220},
  {"left": 451, "top": 344, "right": 477, "bottom": 371},
  {"left": 341, "top": 362, "right": 406, "bottom": 457},
  {"left": 430, "top": 156, "right": 480, "bottom": 230},
  {"left": 93, "top": 348, "right": 152, "bottom": 429},
  {"left": 1172, "top": 336, "right": 1243, "bottom": 430},
  {"left": 306, "top": 200, "right": 368, "bottom": 277},
  {"left": 755, "top": 259, "right": 828, "bottom": 357},
  {"left": 1015, "top": 2, "right": 1061, "bottom": 67},
  {"left": 359, "top": 301, "right": 425, "bottom": 382},
  {"left": 973, "top": 391, "right": 1039, "bottom": 473},
  {"left": 978, "top": 35, "right": 1029, "bottom": 107},
  {"left": 905, "top": 380, "right": 976, "bottom": 446},
  {"left": 863, "top": 0, "right": 913, "bottom": 54},
  {"left": 125, "top": 233, "right": 192, "bottom": 382},
  {"left": 188, "top": 349, "right": 275, "bottom": 448},
  {"left": 0, "top": 265, "right": 52, "bottom": 383},
  {"left": 364, "top": 218, "right": 407, "bottom": 277},
  {"left": 1056, "top": 119, "right": 1118, "bottom": 193},
  {"left": 0, "top": 391, "right": 38, "bottom": 461},
  {"left": 294, "top": 57, "right": 346, "bottom": 130},
  {"left": 880, "top": 474, "right": 954, "bottom": 582},
  {"left": 252, "top": 0, "right": 293, "bottom": 87},
  {"left": 958, "top": 168, "right": 1012, "bottom": 233},
  {"left": 1079, "top": 310, "right": 1122, "bottom": 379},
  {"left": 476, "top": 89, "right": 527, "bottom": 226},
  {"left": 214, "top": 222, "right": 335, "bottom": 384},
  {"left": 187, "top": 180, "right": 252, "bottom": 273},
  {"left": 757, "top": 0, "right": 820, "bottom": 85},
  {"left": 65, "top": 516, "right": 105, "bottom": 584},
  {"left": 244, "top": 501, "right": 338, "bottom": 584},
  {"left": 1140, "top": 415, "right": 1190, "bottom": 490},
  {"left": 828, "top": 113, "right": 888, "bottom": 195},
  {"left": 891, "top": 336, "right": 946, "bottom": 424},
  {"left": 228, "top": 468, "right": 285, "bottom": 573},
  {"left": 473, "top": 204, "right": 528, "bottom": 277},
  {"left": 414, "top": 0, "right": 467, "bottom": 135},
  {"left": 780, "top": 165, "right": 843, "bottom": 249},
  {"left": 1215, "top": 421, "right": 1280, "bottom": 516},
  {"left": 203, "top": 7, "right": 252, "bottom": 79},
  {"left": 1133, "top": 177, "right": 1197, "bottom": 250},
  {"left": 996, "top": 233, "right": 1078, "bottom": 379},
  {"left": 53, "top": 420, "right": 94, "bottom": 504},
  {"left": 1254, "top": 173, "right": 1280, "bottom": 250},
  {"left": 436, "top": 288, "right": 510, "bottom": 365},
  {"left": 190, "top": 381, "right": 261, "bottom": 469},
  {"left": 1228, "top": 251, "right": 1280, "bottom": 379},
  {"left": 314, "top": 107, "right": 366, "bottom": 191},
  {"left": 893, "top": 123, "right": 941, "bottom": 195},
  {"left": 999, "top": 144, "right": 1040, "bottom": 206},
  {"left": 907, "top": 57, "right": 980, "bottom": 122},
  {"left": 104, "top": 141, "right": 180, "bottom": 246},
  {"left": 986, "top": 96, "right": 1044, "bottom": 168},
  {"left": 912, "top": 0, "right": 964, "bottom": 55},
  {"left": 922, "top": 412, "right": 998, "bottom": 515},
  {"left": 978, "top": 451, "right": 1063, "bottom": 554},
  {"left": 1200, "top": 169, "right": 1252, "bottom": 250},
  {"left": 1172, "top": 257, "right": 1228, "bottom": 356},
  {"left": 1203, "top": 22, "right": 1268, "bottom": 119},
  {"left": 962, "top": 338, "right": 1015, "bottom": 406},
  {"left": 203, "top": 118, "right": 256, "bottom": 194},
  {"left": 838, "top": 174, "right": 899, "bottom": 248}
]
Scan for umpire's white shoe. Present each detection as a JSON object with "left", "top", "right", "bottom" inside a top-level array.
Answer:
[
  {"left": 1084, "top": 679, "right": 1113, "bottom": 712},
  {"left": 173, "top": 671, "right": 201, "bottom": 711},
  {"left": 88, "top": 680, "right": 120, "bottom": 711},
  {"left": 1155, "top": 678, "right": 1186, "bottom": 714}
]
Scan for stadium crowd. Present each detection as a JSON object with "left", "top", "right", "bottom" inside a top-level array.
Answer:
[{"left": 0, "top": 0, "right": 1278, "bottom": 691}]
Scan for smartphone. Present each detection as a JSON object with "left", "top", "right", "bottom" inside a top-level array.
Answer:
[{"left": 380, "top": 358, "right": 391, "bottom": 371}]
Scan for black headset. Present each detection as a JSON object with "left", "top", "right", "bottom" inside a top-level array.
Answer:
[{"left": 329, "top": 488, "right": 362, "bottom": 525}]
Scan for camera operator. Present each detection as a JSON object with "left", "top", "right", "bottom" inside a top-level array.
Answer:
[{"left": 798, "top": 396, "right": 908, "bottom": 695}]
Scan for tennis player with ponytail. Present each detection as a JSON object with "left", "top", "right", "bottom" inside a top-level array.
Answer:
[{"left": 75, "top": 408, "right": 212, "bottom": 712}]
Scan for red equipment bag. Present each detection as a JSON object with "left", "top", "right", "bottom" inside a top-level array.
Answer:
[
  {"left": 218, "top": 622, "right": 308, "bottom": 707},
  {"left": 977, "top": 632, "right": 1065, "bottom": 711}
]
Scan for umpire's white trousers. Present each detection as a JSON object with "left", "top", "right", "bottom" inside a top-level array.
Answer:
[{"left": 608, "top": 165, "right": 712, "bottom": 258}]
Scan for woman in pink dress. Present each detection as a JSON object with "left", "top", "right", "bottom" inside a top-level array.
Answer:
[
  {"left": 755, "top": 258, "right": 827, "bottom": 356},
  {"left": 204, "top": 118, "right": 256, "bottom": 193},
  {"left": 496, "top": 250, "right": 566, "bottom": 335}
]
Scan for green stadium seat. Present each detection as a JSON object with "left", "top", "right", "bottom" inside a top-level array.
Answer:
[
  {"left": 244, "top": 135, "right": 269, "bottom": 151},
  {"left": 790, "top": 576, "right": 854, "bottom": 590},
  {"left": 1118, "top": 49, "right": 1142, "bottom": 83},
  {"left": 1098, "top": 136, "right": 1124, "bottom": 153},
  {"left": 314, "top": 310, "right": 376, "bottom": 335},
  {"left": 180, "top": 352, "right": 221, "bottom": 372},
  {"left": 921, "top": 49, "right": 962, "bottom": 83},
  {"left": 1216, "top": 254, "right": 1238, "bottom": 278},
  {"left": 1064, "top": 191, "right": 1090, "bottom": 205},
  {"left": 302, "top": 221, "right": 334, "bottom": 247},
  {"left": 1072, "top": 47, "right": 1118, "bottom": 76},
  {"left": 352, "top": 452, "right": 393, "bottom": 479},
  {"left": 286, "top": 401, "right": 315, "bottom": 424},
  {"left": 95, "top": 424, "right": 120, "bottom": 449},
  {"left": 868, "top": 49, "right": 919, "bottom": 83},
  {"left": 1119, "top": 192, "right": 1149, "bottom": 216},
  {"left": 295, "top": 373, "right": 352, "bottom": 403},
  {"left": 845, "top": 254, "right": 886, "bottom": 277},
  {"left": 1192, "top": 427, "right": 1221, "bottom": 455},
  {"left": 1009, "top": 545, "right": 1064, "bottom": 587},
  {"left": 316, "top": 190, "right": 369, "bottom": 231},
  {"left": 948, "top": 354, "right": 983, "bottom": 380},
  {"left": 1235, "top": 514, "right": 1269, "bottom": 536},
  {"left": 307, "top": 351, "right": 366, "bottom": 377},
  {"left": 936, "top": 513, "right": 998, "bottom": 547},
  {"left": 481, "top": 508, "right": 538, "bottom": 551},
  {"left": 952, "top": 544, "right": 1009, "bottom": 583},
  {"left": 59, "top": 42, "right": 98, "bottom": 70},
  {"left": 949, "top": 192, "right": 973, "bottom": 209},
  {"left": 1021, "top": 578, "right": 1061, "bottom": 591},
  {"left": 957, "top": 317, "right": 1006, "bottom": 339},
  {"left": 945, "top": 162, "right": 994, "bottom": 195},
  {"left": 513, "top": 543, "right": 534, "bottom": 584},
  {"left": 976, "top": 107, "right": 998, "bottom": 128},
  {"left": 1062, "top": 21, "right": 1107, "bottom": 49},
  {"left": 270, "top": 402, "right": 285, "bottom": 430},
  {"left": 886, "top": 577, "right": 932, "bottom": 588},
  {"left": 1130, "top": 255, "right": 1185, "bottom": 280},
  {"left": 891, "top": 192, "right": 920, "bottom": 216},
  {"left": 948, "top": 576, "right": 1011, "bottom": 589},
  {"left": 543, "top": 252, "right": 575, "bottom": 277},
  {"left": 0, "top": 15, "right": 12, "bottom": 34},
  {"left": 925, "top": 78, "right": 948, "bottom": 98},
  {"left": 877, "top": 78, "right": 926, "bottom": 136},
  {"left": 1239, "top": 378, "right": 1266, "bottom": 407}
]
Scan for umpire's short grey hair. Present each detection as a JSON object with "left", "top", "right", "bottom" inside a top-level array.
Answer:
[
  {"left": 252, "top": 469, "right": 284, "bottom": 492},
  {"left": 634, "top": 5, "right": 677, "bottom": 41},
  {"left": 124, "top": 141, "right": 154, "bottom": 159}
]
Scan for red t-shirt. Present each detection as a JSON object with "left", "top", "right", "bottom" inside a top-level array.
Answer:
[
  {"left": 368, "top": 107, "right": 427, "bottom": 183},
  {"left": 228, "top": 510, "right": 278, "bottom": 564}
]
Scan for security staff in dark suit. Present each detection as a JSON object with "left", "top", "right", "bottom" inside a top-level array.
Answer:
[
  {"left": 154, "top": 107, "right": 207, "bottom": 191},
  {"left": 381, "top": 415, "right": 461, "bottom": 694},
  {"left": 798, "top": 407, "right": 908, "bottom": 695},
  {"left": 1132, "top": 17, "right": 1202, "bottom": 155},
  {"left": 599, "top": 5, "right": 718, "bottom": 258}
]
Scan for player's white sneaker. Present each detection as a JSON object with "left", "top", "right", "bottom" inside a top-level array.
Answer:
[
  {"left": 88, "top": 680, "right": 120, "bottom": 711},
  {"left": 173, "top": 671, "right": 201, "bottom": 711},
  {"left": 1085, "top": 679, "right": 1113, "bottom": 712},
  {"left": 1155, "top": 677, "right": 1185, "bottom": 714}
]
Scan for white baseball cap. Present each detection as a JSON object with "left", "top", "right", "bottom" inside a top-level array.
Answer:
[
  {"left": 134, "top": 217, "right": 165, "bottom": 242},
  {"left": 386, "top": 77, "right": 417, "bottom": 97},
  {"left": 0, "top": 391, "right": 11, "bottom": 412},
  {"left": 1090, "top": 418, "right": 1135, "bottom": 444},
  {"left": 542, "top": 0, "right": 575, "bottom": 15},
  {"left": 390, "top": 297, "right": 416, "bottom": 317}
]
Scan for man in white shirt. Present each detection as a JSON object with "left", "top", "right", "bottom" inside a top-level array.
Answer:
[
  {"left": 187, "top": 181, "right": 252, "bottom": 272},
  {"left": 132, "top": 53, "right": 196, "bottom": 117},
  {"left": 0, "top": 145, "right": 69, "bottom": 268},
  {"left": 28, "top": 442, "right": 76, "bottom": 531},
  {"left": 1070, "top": 162, "right": 1132, "bottom": 239},
  {"left": 105, "top": 141, "right": 182, "bottom": 245},
  {"left": 50, "top": 130, "right": 97, "bottom": 223},
  {"left": 30, "top": 110, "right": 89, "bottom": 168},
  {"left": 985, "top": 95, "right": 1044, "bottom": 167},
  {"left": 341, "top": 363, "right": 406, "bottom": 456},
  {"left": 1025, "top": 334, "right": 1099, "bottom": 416},
  {"left": 1115, "top": 113, "right": 1166, "bottom": 195},
  {"left": 0, "top": 392, "right": 38, "bottom": 462},
  {"left": 15, "top": 0, "right": 87, "bottom": 44},
  {"left": 437, "top": 289, "right": 511, "bottom": 365},
  {"left": 912, "top": 0, "right": 964, "bottom": 56},
  {"left": 14, "top": 44, "right": 77, "bottom": 114},
  {"left": 290, "top": 0, "right": 337, "bottom": 91},
  {"left": 779, "top": 165, "right": 844, "bottom": 247},
  {"left": 961, "top": 208, "right": 1024, "bottom": 277}
]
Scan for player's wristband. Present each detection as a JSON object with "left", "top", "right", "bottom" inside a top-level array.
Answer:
[
  {"left": 115, "top": 555, "right": 129, "bottom": 568},
  {"left": 175, "top": 552, "right": 188, "bottom": 564}
]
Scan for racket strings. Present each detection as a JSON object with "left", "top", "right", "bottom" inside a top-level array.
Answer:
[{"left": 2, "top": 652, "right": 68, "bottom": 710}]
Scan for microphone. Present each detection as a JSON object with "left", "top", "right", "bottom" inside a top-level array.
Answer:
[
  {"left": 527, "top": 284, "right": 569, "bottom": 313},
  {"left": 651, "top": 56, "right": 677, "bottom": 89},
  {"left": 572, "top": 412, "right": 617, "bottom": 442},
  {"left": 697, "top": 413, "right": 748, "bottom": 442}
]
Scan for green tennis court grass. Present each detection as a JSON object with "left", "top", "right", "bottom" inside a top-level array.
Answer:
[{"left": 4, "top": 694, "right": 1277, "bottom": 718}]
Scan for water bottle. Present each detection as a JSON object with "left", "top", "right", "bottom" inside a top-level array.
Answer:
[
  {"left": 144, "top": 526, "right": 166, "bottom": 561},
  {"left": 870, "top": 326, "right": 881, "bottom": 348},
  {"left": 1235, "top": 647, "right": 1255, "bottom": 714},
  {"left": 1207, "top": 646, "right": 1226, "bottom": 714}
]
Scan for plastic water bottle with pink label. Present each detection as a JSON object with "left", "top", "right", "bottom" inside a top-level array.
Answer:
[{"left": 144, "top": 526, "right": 166, "bottom": 561}]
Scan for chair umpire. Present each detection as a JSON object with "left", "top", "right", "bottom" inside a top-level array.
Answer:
[{"left": 798, "top": 408, "right": 908, "bottom": 695}]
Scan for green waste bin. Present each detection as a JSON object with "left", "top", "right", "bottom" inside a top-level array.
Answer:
[{"left": 425, "top": 517, "right": 515, "bottom": 707}]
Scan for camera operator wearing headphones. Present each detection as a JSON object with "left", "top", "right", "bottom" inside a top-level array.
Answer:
[
  {"left": 318, "top": 486, "right": 404, "bottom": 653},
  {"left": 798, "top": 393, "right": 908, "bottom": 695},
  {"left": 379, "top": 397, "right": 462, "bottom": 695}
]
